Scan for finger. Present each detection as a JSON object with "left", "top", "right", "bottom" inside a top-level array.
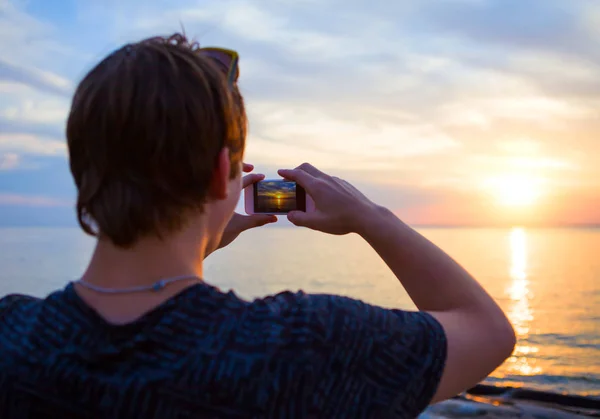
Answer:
[
  {"left": 296, "top": 162, "right": 327, "bottom": 178},
  {"left": 242, "top": 163, "right": 254, "bottom": 173},
  {"left": 277, "top": 168, "right": 317, "bottom": 191},
  {"left": 242, "top": 173, "right": 265, "bottom": 189}
]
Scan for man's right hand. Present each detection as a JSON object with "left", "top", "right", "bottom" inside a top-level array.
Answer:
[
  {"left": 281, "top": 162, "right": 516, "bottom": 406},
  {"left": 278, "top": 163, "right": 379, "bottom": 235}
]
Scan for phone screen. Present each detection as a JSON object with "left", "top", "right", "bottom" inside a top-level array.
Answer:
[{"left": 253, "top": 180, "right": 306, "bottom": 214}]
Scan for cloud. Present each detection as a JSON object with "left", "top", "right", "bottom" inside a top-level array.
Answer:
[
  {"left": 0, "top": 0, "right": 79, "bottom": 72},
  {"left": 583, "top": 1, "right": 600, "bottom": 39},
  {"left": 0, "top": 2, "right": 72, "bottom": 163},
  {"left": 0, "top": 193, "right": 69, "bottom": 207},
  {"left": 413, "top": 0, "right": 598, "bottom": 59},
  {"left": 0, "top": 134, "right": 66, "bottom": 156},
  {"left": 506, "top": 53, "right": 600, "bottom": 98},
  {"left": 1, "top": 96, "right": 70, "bottom": 125},
  {"left": 0, "top": 157, "right": 75, "bottom": 197},
  {"left": 248, "top": 103, "right": 459, "bottom": 160},
  {"left": 399, "top": 0, "right": 600, "bottom": 102},
  {"left": 0, "top": 0, "right": 599, "bottom": 225},
  {"left": 0, "top": 117, "right": 65, "bottom": 140},
  {"left": 0, "top": 59, "right": 72, "bottom": 97},
  {"left": 0, "top": 153, "right": 19, "bottom": 170},
  {"left": 438, "top": 96, "right": 597, "bottom": 130}
]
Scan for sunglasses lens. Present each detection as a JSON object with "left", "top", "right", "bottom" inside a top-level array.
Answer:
[
  {"left": 203, "top": 50, "right": 239, "bottom": 82},
  {"left": 204, "top": 50, "right": 232, "bottom": 69}
]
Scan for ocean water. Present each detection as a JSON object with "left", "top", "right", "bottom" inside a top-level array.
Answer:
[{"left": 0, "top": 226, "right": 598, "bottom": 397}]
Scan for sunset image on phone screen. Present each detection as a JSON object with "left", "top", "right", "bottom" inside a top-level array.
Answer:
[{"left": 255, "top": 181, "right": 297, "bottom": 213}]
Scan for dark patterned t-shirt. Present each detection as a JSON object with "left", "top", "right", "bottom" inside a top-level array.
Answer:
[{"left": 0, "top": 282, "right": 447, "bottom": 418}]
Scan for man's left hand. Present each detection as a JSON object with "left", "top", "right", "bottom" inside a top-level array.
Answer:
[{"left": 214, "top": 163, "right": 277, "bottom": 253}]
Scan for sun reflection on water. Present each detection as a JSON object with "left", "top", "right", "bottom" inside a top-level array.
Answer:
[{"left": 505, "top": 228, "right": 542, "bottom": 377}]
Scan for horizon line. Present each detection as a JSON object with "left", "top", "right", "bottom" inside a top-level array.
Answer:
[{"left": 0, "top": 223, "right": 599, "bottom": 230}]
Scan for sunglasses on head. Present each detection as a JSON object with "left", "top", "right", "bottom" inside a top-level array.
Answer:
[{"left": 200, "top": 47, "right": 239, "bottom": 85}]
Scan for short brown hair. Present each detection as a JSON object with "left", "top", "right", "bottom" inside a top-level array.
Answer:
[{"left": 67, "top": 33, "right": 246, "bottom": 247}]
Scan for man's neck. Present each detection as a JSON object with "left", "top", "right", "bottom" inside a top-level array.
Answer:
[
  {"left": 73, "top": 230, "right": 209, "bottom": 325},
  {"left": 82, "top": 235, "right": 205, "bottom": 288}
]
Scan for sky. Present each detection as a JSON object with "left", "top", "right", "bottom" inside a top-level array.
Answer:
[{"left": 0, "top": 0, "right": 599, "bottom": 227}]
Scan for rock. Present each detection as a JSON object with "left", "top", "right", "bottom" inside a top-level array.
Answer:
[{"left": 419, "top": 386, "right": 600, "bottom": 418}]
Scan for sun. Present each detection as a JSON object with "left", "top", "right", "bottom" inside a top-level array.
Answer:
[{"left": 489, "top": 175, "right": 542, "bottom": 207}]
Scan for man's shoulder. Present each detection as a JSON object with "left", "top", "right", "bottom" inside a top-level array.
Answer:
[
  {"left": 0, "top": 293, "right": 41, "bottom": 318},
  {"left": 249, "top": 291, "right": 357, "bottom": 316},
  {"left": 245, "top": 291, "right": 370, "bottom": 339},
  {"left": 0, "top": 289, "right": 72, "bottom": 331}
]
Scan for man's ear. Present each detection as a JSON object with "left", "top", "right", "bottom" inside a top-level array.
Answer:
[{"left": 209, "top": 148, "right": 231, "bottom": 200}]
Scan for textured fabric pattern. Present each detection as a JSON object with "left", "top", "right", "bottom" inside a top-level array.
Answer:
[{"left": 0, "top": 283, "right": 447, "bottom": 418}]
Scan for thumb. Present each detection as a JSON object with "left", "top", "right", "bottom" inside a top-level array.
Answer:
[
  {"left": 287, "top": 210, "right": 324, "bottom": 229},
  {"left": 247, "top": 214, "right": 277, "bottom": 229}
]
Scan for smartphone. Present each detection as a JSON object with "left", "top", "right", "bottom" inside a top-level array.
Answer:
[{"left": 244, "top": 179, "right": 315, "bottom": 215}]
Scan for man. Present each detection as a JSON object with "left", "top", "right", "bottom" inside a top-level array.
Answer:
[{"left": 0, "top": 33, "right": 515, "bottom": 418}]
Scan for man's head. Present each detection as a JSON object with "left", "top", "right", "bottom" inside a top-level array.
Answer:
[{"left": 67, "top": 33, "right": 246, "bottom": 249}]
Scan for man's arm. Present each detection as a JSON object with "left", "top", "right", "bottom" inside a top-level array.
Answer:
[
  {"left": 356, "top": 205, "right": 516, "bottom": 403},
  {"left": 279, "top": 163, "right": 516, "bottom": 404}
]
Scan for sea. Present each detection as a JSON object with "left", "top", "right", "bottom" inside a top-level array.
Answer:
[{"left": 0, "top": 226, "right": 598, "bottom": 398}]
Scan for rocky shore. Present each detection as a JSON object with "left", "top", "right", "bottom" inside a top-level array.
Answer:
[{"left": 420, "top": 385, "right": 600, "bottom": 418}]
